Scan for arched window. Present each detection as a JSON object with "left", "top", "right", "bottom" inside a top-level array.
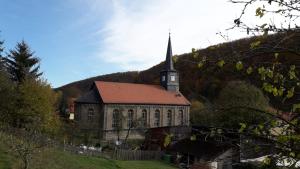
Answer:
[
  {"left": 87, "top": 108, "right": 94, "bottom": 122},
  {"left": 154, "top": 109, "right": 160, "bottom": 127},
  {"left": 127, "top": 109, "right": 134, "bottom": 128},
  {"left": 179, "top": 110, "right": 184, "bottom": 125},
  {"left": 112, "top": 109, "right": 120, "bottom": 129},
  {"left": 167, "top": 110, "right": 172, "bottom": 126},
  {"left": 141, "top": 109, "right": 147, "bottom": 127}
]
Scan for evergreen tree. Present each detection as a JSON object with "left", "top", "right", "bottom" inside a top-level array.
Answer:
[
  {"left": 0, "top": 36, "right": 4, "bottom": 71},
  {"left": 5, "top": 40, "right": 42, "bottom": 83}
]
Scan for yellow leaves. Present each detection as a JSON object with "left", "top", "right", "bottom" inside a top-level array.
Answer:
[
  {"left": 192, "top": 48, "right": 196, "bottom": 53},
  {"left": 239, "top": 123, "right": 247, "bottom": 133},
  {"left": 163, "top": 134, "right": 173, "bottom": 147},
  {"left": 292, "top": 103, "right": 300, "bottom": 112},
  {"left": 278, "top": 86, "right": 284, "bottom": 96},
  {"left": 289, "top": 65, "right": 297, "bottom": 80},
  {"left": 172, "top": 55, "right": 178, "bottom": 63},
  {"left": 190, "top": 134, "right": 196, "bottom": 141},
  {"left": 197, "top": 62, "right": 204, "bottom": 68},
  {"left": 250, "top": 40, "right": 261, "bottom": 49},
  {"left": 263, "top": 157, "right": 271, "bottom": 165},
  {"left": 263, "top": 82, "right": 273, "bottom": 93},
  {"left": 272, "top": 87, "right": 278, "bottom": 96},
  {"left": 236, "top": 61, "right": 243, "bottom": 71},
  {"left": 193, "top": 52, "right": 199, "bottom": 59},
  {"left": 217, "top": 60, "right": 225, "bottom": 68},
  {"left": 266, "top": 68, "right": 273, "bottom": 78},
  {"left": 192, "top": 48, "right": 199, "bottom": 59},
  {"left": 255, "top": 7, "right": 265, "bottom": 18},
  {"left": 246, "top": 66, "right": 253, "bottom": 74},
  {"left": 286, "top": 87, "right": 295, "bottom": 98}
]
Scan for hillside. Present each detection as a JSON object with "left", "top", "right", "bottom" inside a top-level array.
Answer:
[{"left": 57, "top": 31, "right": 300, "bottom": 109}]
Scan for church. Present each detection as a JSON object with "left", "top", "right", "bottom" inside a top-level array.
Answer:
[{"left": 74, "top": 35, "right": 190, "bottom": 140}]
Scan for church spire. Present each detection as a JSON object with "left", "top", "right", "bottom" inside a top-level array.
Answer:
[
  {"left": 160, "top": 33, "right": 179, "bottom": 92},
  {"left": 165, "top": 33, "right": 174, "bottom": 70}
]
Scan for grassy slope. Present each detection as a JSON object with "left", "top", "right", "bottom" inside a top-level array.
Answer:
[
  {"left": 0, "top": 147, "right": 176, "bottom": 169},
  {"left": 0, "top": 149, "right": 11, "bottom": 169}
]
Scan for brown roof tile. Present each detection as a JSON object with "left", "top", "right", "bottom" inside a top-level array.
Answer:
[{"left": 94, "top": 81, "right": 190, "bottom": 105}]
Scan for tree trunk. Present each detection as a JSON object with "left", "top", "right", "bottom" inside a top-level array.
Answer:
[{"left": 23, "top": 155, "right": 29, "bottom": 169}]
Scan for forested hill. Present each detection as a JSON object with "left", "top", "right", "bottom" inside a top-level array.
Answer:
[{"left": 56, "top": 31, "right": 300, "bottom": 104}]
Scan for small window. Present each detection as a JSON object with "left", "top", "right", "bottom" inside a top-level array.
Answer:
[
  {"left": 141, "top": 109, "right": 147, "bottom": 127},
  {"left": 167, "top": 110, "right": 172, "bottom": 126},
  {"left": 112, "top": 109, "right": 121, "bottom": 129},
  {"left": 154, "top": 110, "right": 160, "bottom": 127},
  {"left": 87, "top": 108, "right": 94, "bottom": 122},
  {"left": 162, "top": 76, "right": 166, "bottom": 81},
  {"left": 127, "top": 109, "right": 134, "bottom": 128},
  {"left": 171, "top": 75, "right": 175, "bottom": 81},
  {"left": 179, "top": 110, "right": 184, "bottom": 125}
]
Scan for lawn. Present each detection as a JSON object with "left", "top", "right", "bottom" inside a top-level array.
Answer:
[{"left": 0, "top": 146, "right": 176, "bottom": 169}]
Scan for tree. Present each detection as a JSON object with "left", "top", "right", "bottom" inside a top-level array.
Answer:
[
  {"left": 0, "top": 122, "right": 51, "bottom": 169},
  {"left": 190, "top": 100, "right": 215, "bottom": 126},
  {"left": 0, "top": 35, "right": 5, "bottom": 71},
  {"left": 229, "top": 0, "right": 300, "bottom": 35},
  {"left": 13, "top": 78, "right": 61, "bottom": 134},
  {"left": 215, "top": 81, "right": 269, "bottom": 129},
  {"left": 187, "top": 1, "right": 300, "bottom": 167},
  {"left": 4, "top": 40, "right": 42, "bottom": 83},
  {"left": 0, "top": 71, "right": 16, "bottom": 124}
]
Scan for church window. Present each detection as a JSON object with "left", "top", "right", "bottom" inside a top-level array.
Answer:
[
  {"left": 141, "top": 109, "right": 147, "bottom": 127},
  {"left": 179, "top": 110, "right": 184, "bottom": 125},
  {"left": 162, "top": 76, "right": 166, "bottom": 81},
  {"left": 87, "top": 108, "right": 94, "bottom": 122},
  {"left": 127, "top": 109, "right": 134, "bottom": 128},
  {"left": 112, "top": 109, "right": 121, "bottom": 129},
  {"left": 154, "top": 110, "right": 160, "bottom": 127},
  {"left": 171, "top": 75, "right": 175, "bottom": 81},
  {"left": 167, "top": 110, "right": 172, "bottom": 126}
]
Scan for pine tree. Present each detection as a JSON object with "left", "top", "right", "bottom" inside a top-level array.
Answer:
[
  {"left": 5, "top": 40, "right": 42, "bottom": 82},
  {"left": 0, "top": 36, "right": 4, "bottom": 71}
]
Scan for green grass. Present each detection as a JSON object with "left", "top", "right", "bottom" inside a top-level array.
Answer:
[
  {"left": 116, "top": 160, "right": 177, "bottom": 169},
  {"left": 0, "top": 149, "right": 12, "bottom": 169},
  {"left": 0, "top": 145, "right": 176, "bottom": 169}
]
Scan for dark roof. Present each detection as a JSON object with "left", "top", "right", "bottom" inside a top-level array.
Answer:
[
  {"left": 165, "top": 34, "right": 174, "bottom": 71},
  {"left": 94, "top": 81, "right": 190, "bottom": 105},
  {"left": 75, "top": 90, "right": 99, "bottom": 103}
]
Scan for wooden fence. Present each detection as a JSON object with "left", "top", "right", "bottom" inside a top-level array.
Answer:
[{"left": 113, "top": 149, "right": 164, "bottom": 161}]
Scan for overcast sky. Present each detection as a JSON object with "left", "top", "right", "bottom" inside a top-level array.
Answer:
[{"left": 0, "top": 0, "right": 261, "bottom": 87}]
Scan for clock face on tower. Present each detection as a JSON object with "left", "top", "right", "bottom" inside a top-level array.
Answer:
[{"left": 171, "top": 75, "right": 175, "bottom": 82}]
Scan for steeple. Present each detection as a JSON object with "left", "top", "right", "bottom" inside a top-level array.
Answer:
[
  {"left": 165, "top": 33, "right": 174, "bottom": 70},
  {"left": 160, "top": 33, "right": 179, "bottom": 92}
]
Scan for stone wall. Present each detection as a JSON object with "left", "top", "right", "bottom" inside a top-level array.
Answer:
[
  {"left": 75, "top": 103, "right": 104, "bottom": 138},
  {"left": 103, "top": 104, "right": 190, "bottom": 140},
  {"left": 75, "top": 102, "right": 190, "bottom": 141}
]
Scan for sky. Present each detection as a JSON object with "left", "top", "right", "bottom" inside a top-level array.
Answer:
[{"left": 0, "top": 0, "right": 263, "bottom": 87}]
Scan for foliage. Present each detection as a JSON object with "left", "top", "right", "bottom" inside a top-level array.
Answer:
[
  {"left": 215, "top": 81, "right": 269, "bottom": 129},
  {"left": 186, "top": 1, "right": 300, "bottom": 167},
  {"left": 0, "top": 71, "right": 16, "bottom": 123},
  {"left": 14, "top": 79, "right": 61, "bottom": 134},
  {"left": 190, "top": 100, "right": 216, "bottom": 126},
  {"left": 0, "top": 36, "right": 4, "bottom": 71},
  {"left": 4, "top": 40, "right": 42, "bottom": 83},
  {"left": 230, "top": 0, "right": 300, "bottom": 34}
]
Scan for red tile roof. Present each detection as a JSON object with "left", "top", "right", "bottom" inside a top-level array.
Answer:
[{"left": 94, "top": 81, "right": 190, "bottom": 105}]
